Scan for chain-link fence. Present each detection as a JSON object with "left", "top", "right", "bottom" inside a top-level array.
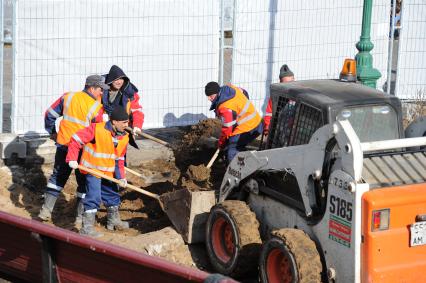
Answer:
[
  {"left": 395, "top": 0, "right": 426, "bottom": 100},
  {"left": 1, "top": 0, "right": 426, "bottom": 134},
  {"left": 7, "top": 0, "right": 219, "bottom": 134}
]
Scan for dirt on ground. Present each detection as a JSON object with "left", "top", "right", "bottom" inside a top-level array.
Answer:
[{"left": 0, "top": 118, "right": 226, "bottom": 270}]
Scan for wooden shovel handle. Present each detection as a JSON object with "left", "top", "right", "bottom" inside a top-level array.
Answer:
[
  {"left": 140, "top": 132, "right": 168, "bottom": 146},
  {"left": 206, "top": 149, "right": 220, "bottom": 169},
  {"left": 125, "top": 127, "right": 168, "bottom": 146},
  {"left": 77, "top": 165, "right": 160, "bottom": 200},
  {"left": 125, "top": 166, "right": 144, "bottom": 178}
]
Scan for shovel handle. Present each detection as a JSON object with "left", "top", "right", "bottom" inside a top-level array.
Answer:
[
  {"left": 206, "top": 149, "right": 220, "bottom": 169},
  {"left": 125, "top": 167, "right": 144, "bottom": 178},
  {"left": 125, "top": 127, "right": 168, "bottom": 146},
  {"left": 140, "top": 132, "right": 168, "bottom": 146},
  {"left": 78, "top": 165, "right": 160, "bottom": 200}
]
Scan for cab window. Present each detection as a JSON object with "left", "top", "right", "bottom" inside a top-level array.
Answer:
[{"left": 337, "top": 105, "right": 399, "bottom": 142}]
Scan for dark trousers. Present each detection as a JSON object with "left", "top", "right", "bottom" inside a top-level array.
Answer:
[
  {"left": 83, "top": 174, "right": 121, "bottom": 211},
  {"left": 227, "top": 123, "right": 263, "bottom": 163},
  {"left": 45, "top": 145, "right": 86, "bottom": 198}
]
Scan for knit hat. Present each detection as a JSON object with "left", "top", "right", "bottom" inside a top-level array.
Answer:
[
  {"left": 110, "top": 107, "right": 129, "bottom": 121},
  {"left": 279, "top": 64, "right": 294, "bottom": 80},
  {"left": 205, "top": 81, "right": 220, "bottom": 96}
]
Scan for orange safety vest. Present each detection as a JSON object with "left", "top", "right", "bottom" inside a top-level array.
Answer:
[
  {"left": 217, "top": 84, "right": 261, "bottom": 136},
  {"left": 80, "top": 122, "right": 129, "bottom": 177},
  {"left": 56, "top": 91, "right": 102, "bottom": 146}
]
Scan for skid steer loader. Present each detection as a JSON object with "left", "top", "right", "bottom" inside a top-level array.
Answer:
[{"left": 205, "top": 79, "right": 426, "bottom": 282}]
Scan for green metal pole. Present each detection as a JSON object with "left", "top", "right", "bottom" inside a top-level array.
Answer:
[{"left": 355, "top": 0, "right": 381, "bottom": 88}]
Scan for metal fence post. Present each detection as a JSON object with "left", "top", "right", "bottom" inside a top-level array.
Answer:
[
  {"left": 386, "top": 0, "right": 397, "bottom": 95},
  {"left": 10, "top": 0, "right": 15, "bottom": 133},
  {"left": 230, "top": 0, "right": 236, "bottom": 84},
  {"left": 0, "top": 0, "right": 4, "bottom": 133},
  {"left": 219, "top": 0, "right": 224, "bottom": 85}
]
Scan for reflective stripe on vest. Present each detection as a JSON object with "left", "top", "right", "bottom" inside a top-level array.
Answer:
[
  {"left": 86, "top": 101, "right": 101, "bottom": 123},
  {"left": 223, "top": 120, "right": 236, "bottom": 127},
  {"left": 47, "top": 107, "right": 60, "bottom": 118},
  {"left": 81, "top": 159, "right": 115, "bottom": 173},
  {"left": 131, "top": 107, "right": 142, "bottom": 113},
  {"left": 237, "top": 111, "right": 257, "bottom": 126},
  {"left": 83, "top": 145, "right": 117, "bottom": 160},
  {"left": 72, "top": 133, "right": 84, "bottom": 145}
]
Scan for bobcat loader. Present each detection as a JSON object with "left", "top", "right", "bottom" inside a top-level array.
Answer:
[{"left": 205, "top": 79, "right": 426, "bottom": 282}]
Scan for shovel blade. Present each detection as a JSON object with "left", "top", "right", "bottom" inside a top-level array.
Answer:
[{"left": 160, "top": 188, "right": 215, "bottom": 244}]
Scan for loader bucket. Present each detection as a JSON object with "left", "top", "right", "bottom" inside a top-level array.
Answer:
[{"left": 160, "top": 188, "right": 216, "bottom": 244}]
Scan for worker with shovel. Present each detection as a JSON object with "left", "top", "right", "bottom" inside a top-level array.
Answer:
[
  {"left": 39, "top": 75, "right": 107, "bottom": 222},
  {"left": 102, "top": 65, "right": 144, "bottom": 136},
  {"left": 205, "top": 82, "right": 262, "bottom": 163},
  {"left": 66, "top": 107, "right": 130, "bottom": 237}
]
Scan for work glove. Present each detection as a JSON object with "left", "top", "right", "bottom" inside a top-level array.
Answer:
[
  {"left": 132, "top": 127, "right": 142, "bottom": 136},
  {"left": 102, "top": 113, "right": 109, "bottom": 122},
  {"left": 68, "top": 161, "right": 79, "bottom": 169},
  {"left": 119, "top": 179, "right": 128, "bottom": 188}
]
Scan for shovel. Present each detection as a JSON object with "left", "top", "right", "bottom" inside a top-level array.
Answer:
[
  {"left": 78, "top": 165, "right": 216, "bottom": 244},
  {"left": 78, "top": 164, "right": 165, "bottom": 210}
]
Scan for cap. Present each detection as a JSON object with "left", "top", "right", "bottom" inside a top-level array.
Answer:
[
  {"left": 205, "top": 81, "right": 220, "bottom": 96},
  {"left": 279, "top": 64, "right": 294, "bottom": 80},
  {"left": 85, "top": 75, "right": 109, "bottom": 90},
  {"left": 110, "top": 106, "right": 129, "bottom": 121}
]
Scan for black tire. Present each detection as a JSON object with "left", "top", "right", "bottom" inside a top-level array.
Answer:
[
  {"left": 259, "top": 229, "right": 322, "bottom": 283},
  {"left": 206, "top": 200, "right": 261, "bottom": 278}
]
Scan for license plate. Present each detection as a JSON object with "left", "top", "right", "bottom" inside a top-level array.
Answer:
[{"left": 410, "top": 221, "right": 426, "bottom": 247}]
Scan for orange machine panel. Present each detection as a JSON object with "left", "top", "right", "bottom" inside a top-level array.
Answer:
[{"left": 361, "top": 183, "right": 426, "bottom": 283}]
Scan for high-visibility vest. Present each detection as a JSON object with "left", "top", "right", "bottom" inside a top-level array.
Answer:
[
  {"left": 80, "top": 122, "right": 129, "bottom": 177},
  {"left": 217, "top": 84, "right": 261, "bottom": 136},
  {"left": 56, "top": 91, "right": 102, "bottom": 146}
]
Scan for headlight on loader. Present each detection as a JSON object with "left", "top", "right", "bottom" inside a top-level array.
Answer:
[{"left": 372, "top": 209, "right": 390, "bottom": 231}]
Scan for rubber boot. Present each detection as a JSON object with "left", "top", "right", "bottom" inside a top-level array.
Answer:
[
  {"left": 106, "top": 206, "right": 129, "bottom": 231},
  {"left": 38, "top": 194, "right": 57, "bottom": 221},
  {"left": 80, "top": 211, "right": 104, "bottom": 238},
  {"left": 74, "top": 198, "right": 84, "bottom": 228}
]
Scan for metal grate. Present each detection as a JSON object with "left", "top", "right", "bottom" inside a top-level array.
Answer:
[
  {"left": 291, "top": 104, "right": 323, "bottom": 146},
  {"left": 362, "top": 151, "right": 426, "bottom": 188},
  {"left": 267, "top": 96, "right": 292, "bottom": 148}
]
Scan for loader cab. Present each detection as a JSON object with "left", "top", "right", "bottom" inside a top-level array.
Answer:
[
  {"left": 266, "top": 79, "right": 403, "bottom": 149},
  {"left": 261, "top": 79, "right": 403, "bottom": 218}
]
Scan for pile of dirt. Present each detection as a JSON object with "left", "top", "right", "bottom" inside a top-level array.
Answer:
[
  {"left": 179, "top": 118, "right": 222, "bottom": 148},
  {"left": 186, "top": 164, "right": 211, "bottom": 182},
  {"left": 171, "top": 118, "right": 225, "bottom": 191}
]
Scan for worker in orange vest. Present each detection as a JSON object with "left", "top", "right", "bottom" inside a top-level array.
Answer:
[
  {"left": 39, "top": 75, "right": 107, "bottom": 223},
  {"left": 263, "top": 64, "right": 295, "bottom": 136},
  {"left": 205, "top": 82, "right": 262, "bottom": 163},
  {"left": 66, "top": 107, "right": 130, "bottom": 238}
]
